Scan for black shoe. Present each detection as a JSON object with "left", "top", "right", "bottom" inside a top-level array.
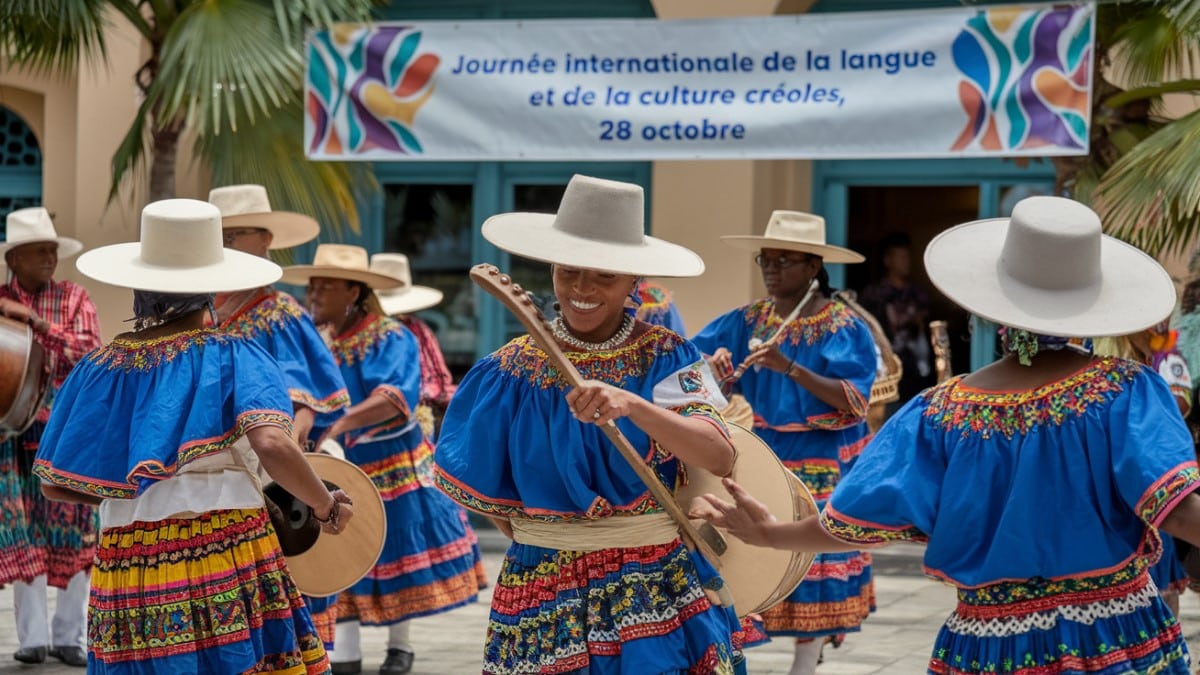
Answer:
[
  {"left": 13, "top": 646, "right": 46, "bottom": 664},
  {"left": 330, "top": 660, "right": 362, "bottom": 675},
  {"left": 379, "top": 648, "right": 414, "bottom": 675},
  {"left": 48, "top": 646, "right": 88, "bottom": 667}
]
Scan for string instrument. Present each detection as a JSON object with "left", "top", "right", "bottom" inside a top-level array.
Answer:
[
  {"left": 0, "top": 316, "right": 51, "bottom": 440},
  {"left": 472, "top": 264, "right": 816, "bottom": 615},
  {"left": 930, "top": 320, "right": 952, "bottom": 383}
]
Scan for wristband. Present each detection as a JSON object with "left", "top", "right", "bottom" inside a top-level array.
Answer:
[{"left": 313, "top": 496, "right": 340, "bottom": 528}]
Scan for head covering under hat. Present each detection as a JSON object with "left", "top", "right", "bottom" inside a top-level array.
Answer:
[
  {"left": 280, "top": 244, "right": 405, "bottom": 289},
  {"left": 482, "top": 174, "right": 705, "bottom": 277},
  {"left": 721, "top": 210, "right": 864, "bottom": 264},
  {"left": 1, "top": 207, "right": 84, "bottom": 259},
  {"left": 370, "top": 253, "right": 443, "bottom": 316},
  {"left": 75, "top": 199, "right": 281, "bottom": 293},
  {"left": 924, "top": 195, "right": 1174, "bottom": 338},
  {"left": 208, "top": 184, "right": 321, "bottom": 250}
]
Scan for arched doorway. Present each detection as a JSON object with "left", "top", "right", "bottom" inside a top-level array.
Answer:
[{"left": 0, "top": 105, "right": 44, "bottom": 241}]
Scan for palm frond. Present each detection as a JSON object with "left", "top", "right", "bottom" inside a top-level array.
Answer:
[
  {"left": 0, "top": 0, "right": 113, "bottom": 75},
  {"left": 1097, "top": 107, "right": 1200, "bottom": 256},
  {"left": 107, "top": 94, "right": 157, "bottom": 202},
  {"left": 193, "top": 95, "right": 375, "bottom": 239},
  {"left": 270, "top": 0, "right": 375, "bottom": 43},
  {"left": 1111, "top": 3, "right": 1200, "bottom": 86}
]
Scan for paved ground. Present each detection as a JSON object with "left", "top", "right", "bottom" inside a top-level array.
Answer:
[{"left": 2, "top": 537, "right": 1199, "bottom": 674}]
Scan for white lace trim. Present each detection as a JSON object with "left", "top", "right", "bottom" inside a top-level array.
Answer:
[{"left": 944, "top": 583, "right": 1159, "bottom": 637}]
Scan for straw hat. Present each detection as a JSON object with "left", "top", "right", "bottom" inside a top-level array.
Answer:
[
  {"left": 721, "top": 211, "right": 864, "bottom": 264},
  {"left": 75, "top": 199, "right": 281, "bottom": 293},
  {"left": 1, "top": 207, "right": 83, "bottom": 259},
  {"left": 266, "top": 453, "right": 386, "bottom": 596},
  {"left": 208, "top": 184, "right": 321, "bottom": 250},
  {"left": 280, "top": 244, "right": 404, "bottom": 289},
  {"left": 482, "top": 174, "right": 705, "bottom": 277},
  {"left": 370, "top": 253, "right": 443, "bottom": 315},
  {"left": 924, "top": 196, "right": 1175, "bottom": 338}
]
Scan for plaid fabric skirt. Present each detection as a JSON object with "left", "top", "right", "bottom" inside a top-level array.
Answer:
[{"left": 88, "top": 507, "right": 329, "bottom": 675}]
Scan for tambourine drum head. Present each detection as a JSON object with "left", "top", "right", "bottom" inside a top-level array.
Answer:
[
  {"left": 677, "top": 423, "right": 817, "bottom": 616},
  {"left": 0, "top": 317, "right": 49, "bottom": 438}
]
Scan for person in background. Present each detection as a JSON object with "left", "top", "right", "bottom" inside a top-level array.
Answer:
[
  {"left": 692, "top": 196, "right": 1199, "bottom": 675},
  {"left": 859, "top": 232, "right": 934, "bottom": 403},
  {"left": 34, "top": 198, "right": 352, "bottom": 674},
  {"left": 633, "top": 278, "right": 688, "bottom": 335},
  {"left": 692, "top": 210, "right": 875, "bottom": 675},
  {"left": 284, "top": 245, "right": 485, "bottom": 675},
  {"left": 207, "top": 184, "right": 352, "bottom": 650},
  {"left": 0, "top": 207, "right": 101, "bottom": 668}
]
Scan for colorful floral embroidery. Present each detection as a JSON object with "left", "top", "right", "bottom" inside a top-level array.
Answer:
[
  {"left": 821, "top": 504, "right": 927, "bottom": 545},
  {"left": 1136, "top": 462, "right": 1200, "bottom": 526},
  {"left": 922, "top": 357, "right": 1141, "bottom": 439},
  {"left": 492, "top": 328, "right": 684, "bottom": 389},
  {"left": 289, "top": 388, "right": 351, "bottom": 414},
  {"left": 786, "top": 459, "right": 840, "bottom": 501},
  {"left": 90, "top": 330, "right": 223, "bottom": 372},
  {"left": 742, "top": 299, "right": 859, "bottom": 347},
  {"left": 219, "top": 290, "right": 306, "bottom": 339},
  {"left": 953, "top": 551, "right": 1152, "bottom": 610},
  {"left": 435, "top": 468, "right": 663, "bottom": 523},
  {"left": 635, "top": 283, "right": 673, "bottom": 324},
  {"left": 331, "top": 314, "right": 402, "bottom": 366}
]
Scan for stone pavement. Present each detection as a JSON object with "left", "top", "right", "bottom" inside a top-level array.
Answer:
[{"left": 2, "top": 538, "right": 1200, "bottom": 674}]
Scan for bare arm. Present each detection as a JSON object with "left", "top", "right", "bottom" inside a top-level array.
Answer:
[
  {"left": 319, "top": 393, "right": 404, "bottom": 444},
  {"left": 41, "top": 483, "right": 103, "bottom": 506},
  {"left": 565, "top": 381, "right": 735, "bottom": 477},
  {"left": 1160, "top": 492, "right": 1200, "bottom": 548},
  {"left": 246, "top": 425, "right": 354, "bottom": 533}
]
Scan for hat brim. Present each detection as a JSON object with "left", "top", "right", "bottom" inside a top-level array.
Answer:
[
  {"left": 280, "top": 265, "right": 404, "bottom": 290},
  {"left": 223, "top": 212, "right": 321, "bottom": 250},
  {"left": 0, "top": 237, "right": 85, "bottom": 260},
  {"left": 720, "top": 236, "right": 865, "bottom": 264},
  {"left": 377, "top": 285, "right": 443, "bottom": 315},
  {"left": 282, "top": 454, "right": 386, "bottom": 597},
  {"left": 924, "top": 218, "right": 1176, "bottom": 338},
  {"left": 75, "top": 243, "right": 281, "bottom": 293},
  {"left": 482, "top": 213, "right": 705, "bottom": 277}
]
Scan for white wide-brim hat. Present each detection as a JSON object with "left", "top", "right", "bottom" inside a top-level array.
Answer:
[
  {"left": 209, "top": 184, "right": 321, "bottom": 250},
  {"left": 281, "top": 244, "right": 404, "bottom": 289},
  {"left": 721, "top": 210, "right": 864, "bottom": 264},
  {"left": 76, "top": 199, "right": 281, "bottom": 293},
  {"left": 924, "top": 196, "right": 1175, "bottom": 338},
  {"left": 370, "top": 253, "right": 443, "bottom": 315},
  {"left": 482, "top": 174, "right": 705, "bottom": 277},
  {"left": 1, "top": 207, "right": 84, "bottom": 259}
]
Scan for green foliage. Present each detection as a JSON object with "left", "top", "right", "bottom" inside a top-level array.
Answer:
[{"left": 0, "top": 0, "right": 112, "bottom": 75}]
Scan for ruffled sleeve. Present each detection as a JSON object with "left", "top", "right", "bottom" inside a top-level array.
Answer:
[
  {"left": 33, "top": 332, "right": 292, "bottom": 500},
  {"left": 343, "top": 320, "right": 422, "bottom": 444},
  {"left": 1107, "top": 368, "right": 1200, "bottom": 527},
  {"left": 263, "top": 294, "right": 350, "bottom": 413},
  {"left": 820, "top": 393, "right": 941, "bottom": 545},
  {"left": 817, "top": 312, "right": 877, "bottom": 418}
]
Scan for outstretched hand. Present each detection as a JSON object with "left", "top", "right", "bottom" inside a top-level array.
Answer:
[{"left": 688, "top": 477, "right": 777, "bottom": 548}]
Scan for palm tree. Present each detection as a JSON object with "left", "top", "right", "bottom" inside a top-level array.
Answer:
[
  {"left": 1, "top": 0, "right": 376, "bottom": 233},
  {"left": 1055, "top": 0, "right": 1200, "bottom": 256}
]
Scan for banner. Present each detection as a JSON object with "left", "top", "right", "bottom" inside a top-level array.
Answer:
[{"left": 305, "top": 3, "right": 1094, "bottom": 161}]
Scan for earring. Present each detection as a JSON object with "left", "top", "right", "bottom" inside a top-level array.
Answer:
[{"left": 344, "top": 305, "right": 352, "bottom": 319}]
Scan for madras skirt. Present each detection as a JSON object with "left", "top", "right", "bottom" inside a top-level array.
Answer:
[
  {"left": 336, "top": 437, "right": 485, "bottom": 626},
  {"left": 88, "top": 508, "right": 329, "bottom": 675},
  {"left": 0, "top": 421, "right": 98, "bottom": 588},
  {"left": 484, "top": 539, "right": 747, "bottom": 675},
  {"left": 929, "top": 563, "right": 1189, "bottom": 674}
]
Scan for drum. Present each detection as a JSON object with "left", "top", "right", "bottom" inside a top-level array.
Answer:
[
  {"left": 678, "top": 423, "right": 818, "bottom": 616},
  {"left": 720, "top": 393, "right": 754, "bottom": 429},
  {"left": 0, "top": 315, "right": 50, "bottom": 440}
]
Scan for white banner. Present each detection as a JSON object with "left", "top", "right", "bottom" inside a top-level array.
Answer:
[{"left": 305, "top": 3, "right": 1094, "bottom": 161}]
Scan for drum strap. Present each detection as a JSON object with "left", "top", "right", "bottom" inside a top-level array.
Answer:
[{"left": 510, "top": 512, "right": 678, "bottom": 552}]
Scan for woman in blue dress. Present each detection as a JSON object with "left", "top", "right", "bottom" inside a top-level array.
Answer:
[
  {"left": 691, "top": 196, "right": 1200, "bottom": 675},
  {"left": 33, "top": 199, "right": 354, "bottom": 675},
  {"left": 691, "top": 210, "right": 875, "bottom": 675},
  {"left": 435, "top": 174, "right": 748, "bottom": 674},
  {"left": 283, "top": 244, "right": 485, "bottom": 675}
]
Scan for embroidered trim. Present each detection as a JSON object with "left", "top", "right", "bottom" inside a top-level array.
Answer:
[
  {"left": 331, "top": 314, "right": 403, "bottom": 366},
  {"left": 922, "top": 357, "right": 1141, "bottom": 439},
  {"left": 820, "top": 503, "right": 927, "bottom": 545},
  {"left": 290, "top": 388, "right": 351, "bottom": 414},
  {"left": 1136, "top": 462, "right": 1200, "bottom": 526},
  {"left": 492, "top": 327, "right": 684, "bottom": 389},
  {"left": 218, "top": 290, "right": 306, "bottom": 339},
  {"left": 434, "top": 467, "right": 663, "bottom": 523},
  {"left": 742, "top": 298, "right": 859, "bottom": 347},
  {"left": 90, "top": 330, "right": 223, "bottom": 372}
]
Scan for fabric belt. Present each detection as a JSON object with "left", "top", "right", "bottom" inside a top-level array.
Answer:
[{"left": 510, "top": 512, "right": 680, "bottom": 552}]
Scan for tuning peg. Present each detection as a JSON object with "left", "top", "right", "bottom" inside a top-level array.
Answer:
[
  {"left": 484, "top": 265, "right": 499, "bottom": 275},
  {"left": 512, "top": 283, "right": 524, "bottom": 294},
  {"left": 499, "top": 274, "right": 511, "bottom": 285}
]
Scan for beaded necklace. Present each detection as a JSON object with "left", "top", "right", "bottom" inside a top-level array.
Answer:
[{"left": 551, "top": 315, "right": 635, "bottom": 352}]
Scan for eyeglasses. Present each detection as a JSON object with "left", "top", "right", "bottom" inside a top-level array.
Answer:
[
  {"left": 222, "top": 228, "right": 267, "bottom": 245},
  {"left": 753, "top": 253, "right": 807, "bottom": 269}
]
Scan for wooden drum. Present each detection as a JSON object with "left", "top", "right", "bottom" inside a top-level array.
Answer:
[{"left": 0, "top": 316, "right": 50, "bottom": 440}]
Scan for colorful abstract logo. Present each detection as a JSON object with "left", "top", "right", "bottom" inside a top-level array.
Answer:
[
  {"left": 950, "top": 6, "right": 1092, "bottom": 152},
  {"left": 307, "top": 26, "right": 439, "bottom": 156}
]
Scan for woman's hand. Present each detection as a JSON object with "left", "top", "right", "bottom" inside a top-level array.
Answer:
[
  {"left": 293, "top": 406, "right": 316, "bottom": 448},
  {"left": 566, "top": 380, "right": 642, "bottom": 426},
  {"left": 314, "top": 489, "right": 355, "bottom": 535},
  {"left": 742, "top": 343, "right": 793, "bottom": 374},
  {"left": 706, "top": 347, "right": 734, "bottom": 382},
  {"left": 688, "top": 477, "right": 777, "bottom": 548}
]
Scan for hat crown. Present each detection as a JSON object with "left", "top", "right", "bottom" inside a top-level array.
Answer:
[
  {"left": 208, "top": 184, "right": 272, "bottom": 219},
  {"left": 312, "top": 243, "right": 371, "bottom": 271},
  {"left": 761, "top": 211, "right": 829, "bottom": 247},
  {"left": 370, "top": 253, "right": 414, "bottom": 293},
  {"left": 140, "top": 199, "right": 225, "bottom": 268},
  {"left": 999, "top": 196, "right": 1101, "bottom": 291},
  {"left": 551, "top": 175, "right": 645, "bottom": 246},
  {"left": 5, "top": 207, "right": 59, "bottom": 244}
]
